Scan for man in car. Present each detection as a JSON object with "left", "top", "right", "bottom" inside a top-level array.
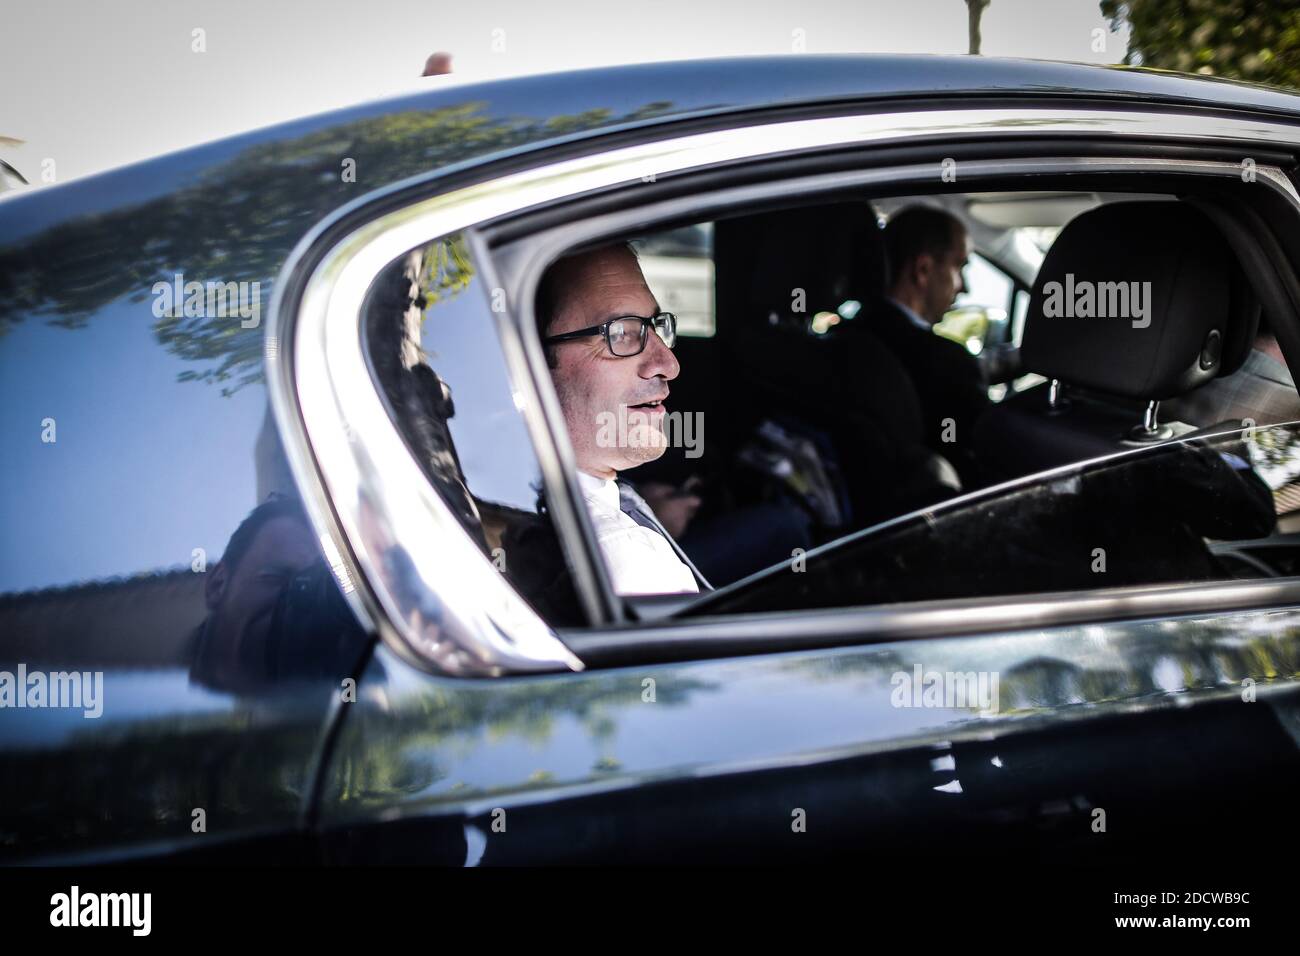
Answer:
[
  {"left": 536, "top": 242, "right": 709, "bottom": 595},
  {"left": 871, "top": 205, "right": 988, "bottom": 485}
]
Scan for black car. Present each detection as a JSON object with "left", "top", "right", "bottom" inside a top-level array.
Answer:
[{"left": 4, "top": 54, "right": 1300, "bottom": 867}]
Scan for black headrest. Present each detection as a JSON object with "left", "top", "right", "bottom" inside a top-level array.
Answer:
[
  {"left": 1022, "top": 201, "right": 1258, "bottom": 401},
  {"left": 714, "top": 201, "right": 885, "bottom": 325}
]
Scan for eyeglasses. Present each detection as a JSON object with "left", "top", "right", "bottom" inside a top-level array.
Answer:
[{"left": 543, "top": 312, "right": 677, "bottom": 357}]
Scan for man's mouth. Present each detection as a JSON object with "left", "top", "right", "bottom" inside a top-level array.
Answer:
[{"left": 628, "top": 395, "right": 668, "bottom": 414}]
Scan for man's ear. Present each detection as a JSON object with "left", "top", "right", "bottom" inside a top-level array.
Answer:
[
  {"left": 912, "top": 252, "right": 935, "bottom": 287},
  {"left": 205, "top": 561, "right": 228, "bottom": 610}
]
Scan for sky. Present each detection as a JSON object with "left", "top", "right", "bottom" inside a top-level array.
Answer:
[{"left": 1, "top": 0, "right": 1129, "bottom": 184}]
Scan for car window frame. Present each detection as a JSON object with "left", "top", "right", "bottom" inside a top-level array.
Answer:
[
  {"left": 493, "top": 178, "right": 1300, "bottom": 634},
  {"left": 493, "top": 167, "right": 1289, "bottom": 580}
]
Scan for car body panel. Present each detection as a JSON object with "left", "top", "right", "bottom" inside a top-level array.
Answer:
[{"left": 319, "top": 611, "right": 1300, "bottom": 864}]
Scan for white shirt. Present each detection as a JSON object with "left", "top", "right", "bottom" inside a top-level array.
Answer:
[{"left": 577, "top": 472, "right": 699, "bottom": 595}]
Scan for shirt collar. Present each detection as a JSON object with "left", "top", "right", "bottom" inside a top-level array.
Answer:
[
  {"left": 576, "top": 471, "right": 621, "bottom": 512},
  {"left": 888, "top": 296, "right": 934, "bottom": 333}
]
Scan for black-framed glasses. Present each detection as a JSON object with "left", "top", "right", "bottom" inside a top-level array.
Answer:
[{"left": 543, "top": 312, "right": 677, "bottom": 357}]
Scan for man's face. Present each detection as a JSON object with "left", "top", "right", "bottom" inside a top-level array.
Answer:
[
  {"left": 545, "top": 246, "right": 680, "bottom": 478},
  {"left": 921, "top": 227, "right": 971, "bottom": 324}
]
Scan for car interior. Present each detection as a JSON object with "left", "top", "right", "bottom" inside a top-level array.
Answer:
[
  {"left": 620, "top": 189, "right": 1283, "bottom": 580},
  {"left": 364, "top": 177, "right": 1300, "bottom": 629}
]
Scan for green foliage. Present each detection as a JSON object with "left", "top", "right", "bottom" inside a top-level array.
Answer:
[
  {"left": 1102, "top": 0, "right": 1300, "bottom": 91},
  {"left": 422, "top": 233, "right": 474, "bottom": 309}
]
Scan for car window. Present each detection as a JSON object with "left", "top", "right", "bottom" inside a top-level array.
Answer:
[
  {"left": 633, "top": 224, "right": 715, "bottom": 338},
  {"left": 936, "top": 251, "right": 1013, "bottom": 354},
  {"left": 689, "top": 423, "right": 1300, "bottom": 616},
  {"left": 507, "top": 176, "right": 1300, "bottom": 613},
  {"left": 361, "top": 234, "right": 587, "bottom": 626}
]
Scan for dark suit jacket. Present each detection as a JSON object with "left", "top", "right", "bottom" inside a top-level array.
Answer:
[{"left": 869, "top": 298, "right": 990, "bottom": 486}]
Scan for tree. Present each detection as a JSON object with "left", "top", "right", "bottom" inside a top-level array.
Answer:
[
  {"left": 1102, "top": 0, "right": 1300, "bottom": 91},
  {"left": 966, "top": 0, "right": 992, "bottom": 55}
]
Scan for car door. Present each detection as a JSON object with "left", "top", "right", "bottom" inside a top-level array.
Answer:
[{"left": 261, "top": 93, "right": 1300, "bottom": 864}]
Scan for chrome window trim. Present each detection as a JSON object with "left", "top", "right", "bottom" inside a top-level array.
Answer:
[
  {"left": 566, "top": 577, "right": 1300, "bottom": 665},
  {"left": 266, "top": 105, "right": 1300, "bottom": 678}
]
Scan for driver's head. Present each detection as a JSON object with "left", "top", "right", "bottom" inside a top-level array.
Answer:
[
  {"left": 885, "top": 205, "right": 970, "bottom": 325},
  {"left": 536, "top": 242, "right": 680, "bottom": 479}
]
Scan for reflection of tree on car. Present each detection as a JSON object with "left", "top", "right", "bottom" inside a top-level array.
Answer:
[{"left": 0, "top": 101, "right": 676, "bottom": 393}]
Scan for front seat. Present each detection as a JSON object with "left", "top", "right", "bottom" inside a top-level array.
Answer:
[{"left": 973, "top": 200, "right": 1259, "bottom": 483}]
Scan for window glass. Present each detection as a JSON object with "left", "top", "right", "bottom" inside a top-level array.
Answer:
[
  {"left": 692, "top": 423, "right": 1300, "bottom": 616},
  {"left": 362, "top": 234, "right": 585, "bottom": 625},
  {"left": 486, "top": 186, "right": 1300, "bottom": 617},
  {"left": 936, "top": 252, "right": 1012, "bottom": 354},
  {"left": 1010, "top": 287, "right": 1031, "bottom": 347},
  {"left": 634, "top": 224, "right": 715, "bottom": 338}
]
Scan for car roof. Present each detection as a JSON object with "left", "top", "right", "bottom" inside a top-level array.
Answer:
[
  {"left": 8, "top": 54, "right": 1300, "bottom": 199},
  {"left": 228, "top": 54, "right": 1300, "bottom": 175},
  {"left": 3, "top": 54, "right": 1298, "bottom": 321},
  {"left": 432, "top": 53, "right": 1300, "bottom": 123}
]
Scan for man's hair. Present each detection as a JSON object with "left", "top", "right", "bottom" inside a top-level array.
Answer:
[
  {"left": 535, "top": 240, "right": 639, "bottom": 368},
  {"left": 219, "top": 495, "right": 310, "bottom": 572},
  {"left": 883, "top": 205, "right": 966, "bottom": 289}
]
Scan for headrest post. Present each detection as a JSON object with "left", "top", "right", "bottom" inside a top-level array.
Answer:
[
  {"left": 1047, "top": 378, "right": 1070, "bottom": 414},
  {"left": 1143, "top": 399, "right": 1160, "bottom": 434},
  {"left": 1126, "top": 399, "right": 1173, "bottom": 443}
]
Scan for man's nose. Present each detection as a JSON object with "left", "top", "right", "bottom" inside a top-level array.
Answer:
[{"left": 638, "top": 331, "right": 680, "bottom": 381}]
